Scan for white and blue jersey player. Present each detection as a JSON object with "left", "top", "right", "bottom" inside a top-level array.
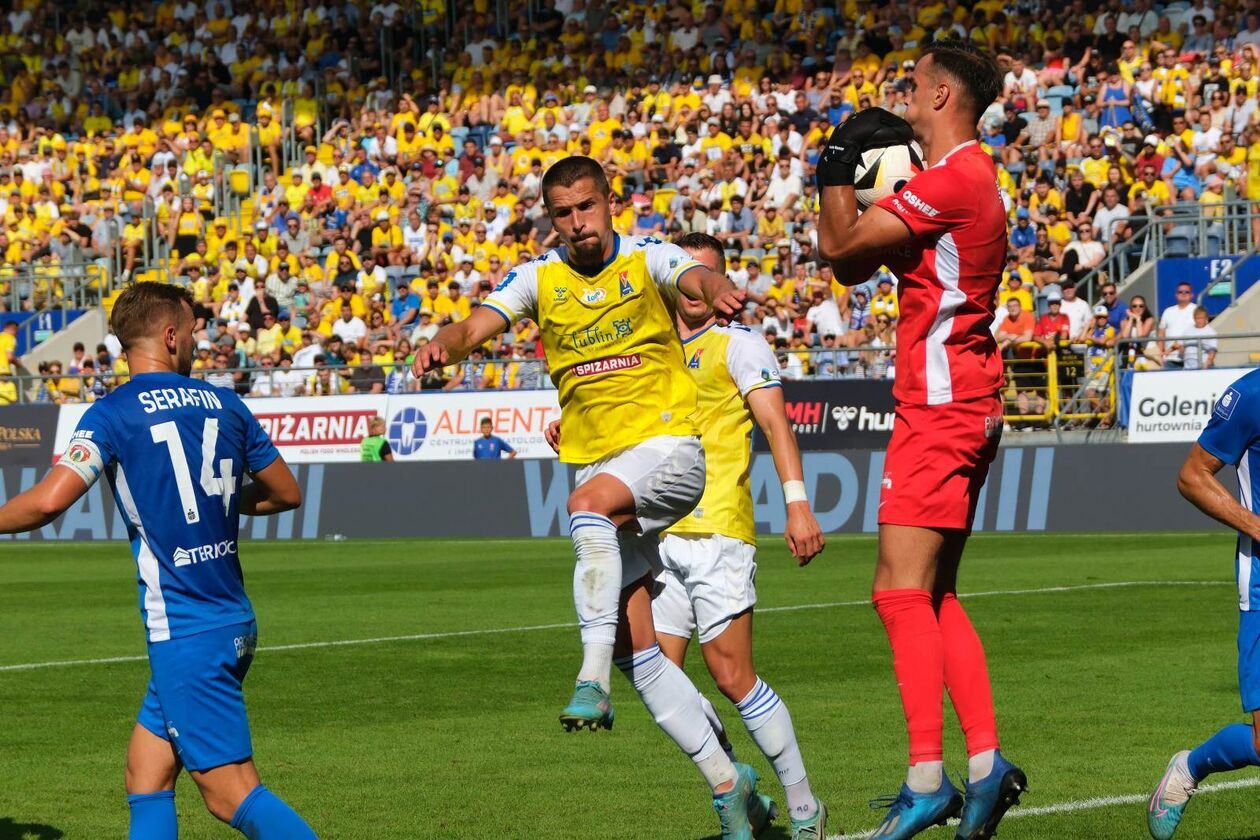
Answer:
[
  {"left": 1149, "top": 367, "right": 1260, "bottom": 840},
  {"left": 0, "top": 284, "right": 315, "bottom": 840}
]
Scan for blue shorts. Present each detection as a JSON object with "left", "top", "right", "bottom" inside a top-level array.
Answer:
[
  {"left": 1239, "top": 611, "right": 1260, "bottom": 713},
  {"left": 137, "top": 621, "right": 257, "bottom": 773}
]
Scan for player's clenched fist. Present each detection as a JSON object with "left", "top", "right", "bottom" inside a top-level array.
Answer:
[
  {"left": 711, "top": 288, "right": 746, "bottom": 324},
  {"left": 816, "top": 108, "right": 913, "bottom": 187},
  {"left": 785, "top": 502, "right": 825, "bottom": 566},
  {"left": 544, "top": 419, "right": 561, "bottom": 453},
  {"left": 412, "top": 340, "right": 451, "bottom": 377}
]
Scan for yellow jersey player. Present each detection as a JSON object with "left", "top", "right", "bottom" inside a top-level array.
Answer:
[
  {"left": 656, "top": 233, "right": 827, "bottom": 840},
  {"left": 413, "top": 156, "right": 770, "bottom": 840}
]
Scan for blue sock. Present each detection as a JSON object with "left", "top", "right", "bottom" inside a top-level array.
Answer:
[
  {"left": 1187, "top": 723, "right": 1260, "bottom": 782},
  {"left": 128, "top": 790, "right": 177, "bottom": 840},
  {"left": 229, "top": 785, "right": 317, "bottom": 839}
]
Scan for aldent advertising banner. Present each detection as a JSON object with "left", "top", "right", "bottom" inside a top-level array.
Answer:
[
  {"left": 1127, "top": 368, "right": 1250, "bottom": 443},
  {"left": 54, "top": 392, "right": 563, "bottom": 463}
]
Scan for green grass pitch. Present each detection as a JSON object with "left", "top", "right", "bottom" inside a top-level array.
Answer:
[{"left": 1, "top": 532, "right": 1257, "bottom": 839}]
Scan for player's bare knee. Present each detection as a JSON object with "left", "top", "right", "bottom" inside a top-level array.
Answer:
[
  {"left": 201, "top": 789, "right": 241, "bottom": 824},
  {"left": 124, "top": 763, "right": 176, "bottom": 795},
  {"left": 713, "top": 664, "right": 756, "bottom": 703},
  {"left": 705, "top": 647, "right": 757, "bottom": 701},
  {"left": 567, "top": 490, "right": 597, "bottom": 516}
]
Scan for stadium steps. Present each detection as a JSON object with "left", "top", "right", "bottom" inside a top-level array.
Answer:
[
  {"left": 21, "top": 308, "right": 107, "bottom": 370},
  {"left": 1112, "top": 258, "right": 1157, "bottom": 311},
  {"left": 1205, "top": 277, "right": 1260, "bottom": 368}
]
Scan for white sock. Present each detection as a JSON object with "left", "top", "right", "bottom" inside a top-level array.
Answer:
[
  {"left": 616, "top": 644, "right": 737, "bottom": 792},
  {"left": 907, "top": 760, "right": 944, "bottom": 793},
  {"left": 697, "top": 691, "right": 736, "bottom": 760},
  {"left": 577, "top": 644, "right": 613, "bottom": 692},
  {"left": 737, "top": 678, "right": 817, "bottom": 820},
  {"left": 570, "top": 512, "right": 621, "bottom": 691},
  {"left": 968, "top": 749, "right": 997, "bottom": 783}
]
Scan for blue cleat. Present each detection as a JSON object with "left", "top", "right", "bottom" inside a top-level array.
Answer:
[
  {"left": 713, "top": 762, "right": 766, "bottom": 840},
  {"left": 869, "top": 778, "right": 964, "bottom": 839},
  {"left": 1147, "top": 751, "right": 1196, "bottom": 840},
  {"left": 789, "top": 799, "right": 827, "bottom": 840},
  {"left": 558, "top": 680, "right": 614, "bottom": 732},
  {"left": 956, "top": 751, "right": 1027, "bottom": 839}
]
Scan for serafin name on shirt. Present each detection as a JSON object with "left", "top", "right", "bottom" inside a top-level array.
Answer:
[{"left": 138, "top": 387, "right": 224, "bottom": 414}]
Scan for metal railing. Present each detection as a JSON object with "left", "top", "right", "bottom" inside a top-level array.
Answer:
[
  {"left": 0, "top": 342, "right": 905, "bottom": 404},
  {"left": 0, "top": 362, "right": 557, "bottom": 404},
  {"left": 1072, "top": 199, "right": 1259, "bottom": 305},
  {"left": 2, "top": 261, "right": 111, "bottom": 312},
  {"left": 998, "top": 342, "right": 1116, "bottom": 430},
  {"left": 1196, "top": 241, "right": 1259, "bottom": 315},
  {"left": 1114, "top": 329, "right": 1260, "bottom": 373}
]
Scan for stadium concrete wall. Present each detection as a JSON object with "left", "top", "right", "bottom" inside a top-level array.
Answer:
[{"left": 0, "top": 444, "right": 1224, "bottom": 542}]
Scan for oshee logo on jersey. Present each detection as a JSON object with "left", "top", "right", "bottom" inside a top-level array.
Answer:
[
  {"left": 172, "top": 539, "right": 238, "bottom": 567},
  {"left": 572, "top": 354, "right": 643, "bottom": 377}
]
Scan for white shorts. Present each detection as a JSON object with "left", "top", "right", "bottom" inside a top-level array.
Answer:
[
  {"left": 653, "top": 533, "right": 758, "bottom": 644},
  {"left": 574, "top": 435, "right": 706, "bottom": 588}
]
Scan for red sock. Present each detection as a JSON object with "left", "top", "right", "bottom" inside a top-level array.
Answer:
[
  {"left": 937, "top": 593, "right": 1000, "bottom": 756},
  {"left": 873, "top": 589, "right": 944, "bottom": 764}
]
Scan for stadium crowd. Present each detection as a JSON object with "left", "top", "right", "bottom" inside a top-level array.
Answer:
[{"left": 0, "top": 0, "right": 1255, "bottom": 404}]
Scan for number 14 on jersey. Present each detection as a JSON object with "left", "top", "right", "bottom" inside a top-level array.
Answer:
[{"left": 150, "top": 419, "right": 238, "bottom": 525}]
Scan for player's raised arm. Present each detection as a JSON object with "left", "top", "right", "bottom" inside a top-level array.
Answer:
[
  {"left": 414, "top": 259, "right": 536, "bottom": 377},
  {"left": 815, "top": 109, "right": 916, "bottom": 278},
  {"left": 747, "top": 384, "right": 825, "bottom": 565},
  {"left": 411, "top": 304, "right": 511, "bottom": 376},
  {"left": 646, "top": 238, "right": 746, "bottom": 321},
  {"left": 0, "top": 463, "right": 95, "bottom": 533},
  {"left": 240, "top": 457, "right": 302, "bottom": 516},
  {"left": 677, "top": 264, "right": 746, "bottom": 322}
]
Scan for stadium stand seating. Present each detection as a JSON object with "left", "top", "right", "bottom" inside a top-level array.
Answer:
[{"left": 0, "top": 0, "right": 1255, "bottom": 403}]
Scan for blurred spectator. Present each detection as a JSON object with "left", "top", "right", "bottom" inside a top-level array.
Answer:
[
  {"left": 1082, "top": 304, "right": 1117, "bottom": 424},
  {"left": 360, "top": 416, "right": 395, "bottom": 462},
  {"left": 473, "top": 417, "right": 517, "bottom": 459},
  {"left": 1035, "top": 293, "right": 1072, "bottom": 351},
  {"left": 1059, "top": 282, "right": 1093, "bottom": 338},
  {"left": 1181, "top": 306, "right": 1219, "bottom": 369},
  {"left": 1158, "top": 282, "right": 1198, "bottom": 368},
  {"left": 995, "top": 299, "right": 1035, "bottom": 358}
]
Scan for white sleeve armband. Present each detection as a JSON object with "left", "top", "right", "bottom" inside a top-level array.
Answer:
[{"left": 57, "top": 439, "right": 105, "bottom": 487}]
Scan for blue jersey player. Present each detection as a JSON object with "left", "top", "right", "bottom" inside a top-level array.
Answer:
[
  {"left": 1148, "top": 367, "right": 1260, "bottom": 839},
  {"left": 0, "top": 284, "right": 316, "bottom": 840}
]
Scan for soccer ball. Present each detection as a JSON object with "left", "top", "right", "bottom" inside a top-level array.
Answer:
[{"left": 854, "top": 144, "right": 923, "bottom": 209}]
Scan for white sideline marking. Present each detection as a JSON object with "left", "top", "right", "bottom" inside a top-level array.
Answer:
[
  {"left": 0, "top": 579, "right": 1228, "bottom": 674},
  {"left": 829, "top": 775, "right": 1260, "bottom": 839}
]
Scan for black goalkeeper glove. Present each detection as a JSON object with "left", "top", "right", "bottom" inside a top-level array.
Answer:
[{"left": 815, "top": 108, "right": 914, "bottom": 188}]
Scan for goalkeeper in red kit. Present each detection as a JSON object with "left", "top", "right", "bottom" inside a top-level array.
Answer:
[{"left": 816, "top": 40, "right": 1026, "bottom": 840}]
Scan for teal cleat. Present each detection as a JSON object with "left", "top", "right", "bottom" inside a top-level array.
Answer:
[
  {"left": 713, "top": 762, "right": 765, "bottom": 840},
  {"left": 789, "top": 799, "right": 828, "bottom": 840},
  {"left": 748, "top": 788, "right": 778, "bottom": 837},
  {"left": 956, "top": 751, "right": 1027, "bottom": 839},
  {"left": 869, "top": 778, "right": 964, "bottom": 840},
  {"left": 1147, "top": 751, "right": 1196, "bottom": 840},
  {"left": 558, "top": 680, "right": 614, "bottom": 732}
]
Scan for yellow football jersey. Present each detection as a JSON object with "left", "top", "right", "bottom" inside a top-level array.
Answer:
[
  {"left": 483, "top": 234, "right": 703, "bottom": 464},
  {"left": 667, "top": 325, "right": 782, "bottom": 545}
]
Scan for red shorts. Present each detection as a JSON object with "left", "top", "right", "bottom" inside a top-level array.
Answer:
[{"left": 878, "top": 393, "right": 1003, "bottom": 532}]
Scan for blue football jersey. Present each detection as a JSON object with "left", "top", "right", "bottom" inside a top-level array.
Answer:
[
  {"left": 58, "top": 372, "right": 279, "bottom": 642},
  {"left": 1197, "top": 368, "right": 1260, "bottom": 612}
]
